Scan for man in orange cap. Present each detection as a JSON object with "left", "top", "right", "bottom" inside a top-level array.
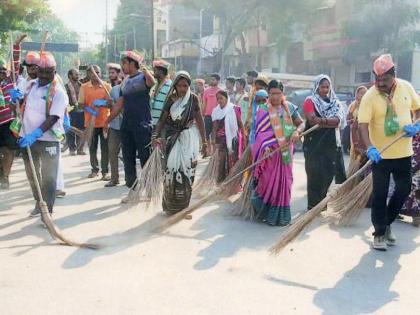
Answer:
[
  {"left": 17, "top": 51, "right": 40, "bottom": 93},
  {"left": 151, "top": 59, "right": 172, "bottom": 126},
  {"left": 19, "top": 52, "right": 69, "bottom": 216},
  {"left": 106, "top": 51, "right": 155, "bottom": 188},
  {"left": 358, "top": 54, "right": 420, "bottom": 250}
]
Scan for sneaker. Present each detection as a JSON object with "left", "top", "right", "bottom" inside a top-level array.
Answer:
[
  {"left": 373, "top": 235, "right": 387, "bottom": 251},
  {"left": 385, "top": 226, "right": 396, "bottom": 246},
  {"left": 56, "top": 190, "right": 66, "bottom": 198},
  {"left": 101, "top": 174, "right": 111, "bottom": 181},
  {"left": 105, "top": 180, "right": 119, "bottom": 187},
  {"left": 29, "top": 207, "right": 41, "bottom": 217},
  {"left": 87, "top": 171, "right": 99, "bottom": 178}
]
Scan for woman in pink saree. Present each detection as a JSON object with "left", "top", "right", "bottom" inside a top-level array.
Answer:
[{"left": 251, "top": 80, "right": 305, "bottom": 226}]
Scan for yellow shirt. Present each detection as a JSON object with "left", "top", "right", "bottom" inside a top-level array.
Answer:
[{"left": 358, "top": 79, "right": 420, "bottom": 159}]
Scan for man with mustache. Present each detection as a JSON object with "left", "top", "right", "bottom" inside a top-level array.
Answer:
[{"left": 358, "top": 54, "right": 420, "bottom": 251}]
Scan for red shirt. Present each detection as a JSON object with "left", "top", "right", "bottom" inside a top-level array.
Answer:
[
  {"left": 303, "top": 98, "right": 316, "bottom": 115},
  {"left": 203, "top": 86, "right": 221, "bottom": 116}
]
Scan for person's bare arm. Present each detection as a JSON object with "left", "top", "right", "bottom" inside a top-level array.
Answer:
[
  {"left": 358, "top": 123, "right": 372, "bottom": 149},
  {"left": 154, "top": 110, "right": 169, "bottom": 138},
  {"left": 39, "top": 115, "right": 59, "bottom": 132},
  {"left": 141, "top": 65, "right": 156, "bottom": 88},
  {"left": 107, "top": 97, "right": 124, "bottom": 123},
  {"left": 195, "top": 108, "right": 206, "bottom": 144},
  {"left": 304, "top": 111, "right": 340, "bottom": 128}
]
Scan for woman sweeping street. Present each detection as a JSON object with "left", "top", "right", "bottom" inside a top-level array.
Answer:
[
  {"left": 211, "top": 90, "right": 245, "bottom": 183},
  {"left": 250, "top": 80, "right": 305, "bottom": 226},
  {"left": 303, "top": 74, "right": 346, "bottom": 210},
  {"left": 153, "top": 71, "right": 207, "bottom": 215}
]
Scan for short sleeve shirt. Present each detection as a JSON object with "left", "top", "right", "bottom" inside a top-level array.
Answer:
[
  {"left": 78, "top": 81, "right": 111, "bottom": 128},
  {"left": 203, "top": 86, "right": 221, "bottom": 116},
  {"left": 358, "top": 79, "right": 420, "bottom": 159},
  {"left": 21, "top": 79, "right": 68, "bottom": 142},
  {"left": 120, "top": 73, "right": 151, "bottom": 130}
]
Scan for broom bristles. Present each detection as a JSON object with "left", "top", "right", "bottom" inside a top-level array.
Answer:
[
  {"left": 39, "top": 201, "right": 100, "bottom": 249},
  {"left": 325, "top": 173, "right": 373, "bottom": 226},
  {"left": 84, "top": 117, "right": 96, "bottom": 148},
  {"left": 346, "top": 157, "right": 361, "bottom": 178},
  {"left": 269, "top": 197, "right": 330, "bottom": 255},
  {"left": 194, "top": 148, "right": 220, "bottom": 194},
  {"left": 129, "top": 147, "right": 164, "bottom": 207},
  {"left": 220, "top": 145, "right": 252, "bottom": 198},
  {"left": 231, "top": 177, "right": 255, "bottom": 220}
]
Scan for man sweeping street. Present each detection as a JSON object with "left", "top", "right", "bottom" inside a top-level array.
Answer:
[
  {"left": 358, "top": 54, "right": 420, "bottom": 251},
  {"left": 18, "top": 52, "right": 68, "bottom": 216},
  {"left": 106, "top": 51, "right": 155, "bottom": 188}
]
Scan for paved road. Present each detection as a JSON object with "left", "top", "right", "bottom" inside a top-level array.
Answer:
[{"left": 0, "top": 152, "right": 419, "bottom": 315}]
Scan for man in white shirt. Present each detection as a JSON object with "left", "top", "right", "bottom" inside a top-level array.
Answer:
[
  {"left": 18, "top": 52, "right": 68, "bottom": 216},
  {"left": 17, "top": 51, "right": 40, "bottom": 94}
]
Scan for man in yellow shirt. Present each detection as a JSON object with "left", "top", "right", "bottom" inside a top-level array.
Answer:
[{"left": 358, "top": 54, "right": 420, "bottom": 251}]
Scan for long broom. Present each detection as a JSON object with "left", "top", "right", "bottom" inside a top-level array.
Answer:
[
  {"left": 10, "top": 33, "right": 99, "bottom": 249},
  {"left": 155, "top": 124, "right": 320, "bottom": 232},
  {"left": 269, "top": 128, "right": 418, "bottom": 255},
  {"left": 193, "top": 148, "right": 220, "bottom": 195},
  {"left": 326, "top": 120, "right": 420, "bottom": 226}
]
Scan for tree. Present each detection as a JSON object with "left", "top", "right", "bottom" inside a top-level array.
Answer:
[
  {"left": 342, "top": 0, "right": 420, "bottom": 62},
  {"left": 0, "top": 0, "right": 48, "bottom": 52}
]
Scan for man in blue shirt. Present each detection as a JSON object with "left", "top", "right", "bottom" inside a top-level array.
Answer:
[{"left": 106, "top": 51, "right": 155, "bottom": 188}]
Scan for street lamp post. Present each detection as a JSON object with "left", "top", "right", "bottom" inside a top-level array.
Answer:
[{"left": 150, "top": 0, "right": 155, "bottom": 60}]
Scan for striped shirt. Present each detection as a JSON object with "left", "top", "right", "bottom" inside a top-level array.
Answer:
[{"left": 150, "top": 79, "right": 172, "bottom": 126}]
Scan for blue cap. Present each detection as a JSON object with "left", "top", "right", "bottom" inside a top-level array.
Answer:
[{"left": 255, "top": 89, "right": 268, "bottom": 98}]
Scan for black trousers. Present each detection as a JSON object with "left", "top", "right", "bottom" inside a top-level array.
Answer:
[
  {"left": 67, "top": 111, "right": 85, "bottom": 152},
  {"left": 89, "top": 128, "right": 109, "bottom": 174},
  {"left": 305, "top": 147, "right": 346, "bottom": 210},
  {"left": 204, "top": 115, "right": 213, "bottom": 140},
  {"left": 22, "top": 141, "right": 60, "bottom": 213},
  {"left": 371, "top": 157, "right": 412, "bottom": 236},
  {"left": 121, "top": 126, "right": 151, "bottom": 187}
]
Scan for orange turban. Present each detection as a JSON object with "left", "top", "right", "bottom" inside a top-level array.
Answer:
[
  {"left": 373, "top": 54, "right": 395, "bottom": 76},
  {"left": 36, "top": 52, "right": 56, "bottom": 68}
]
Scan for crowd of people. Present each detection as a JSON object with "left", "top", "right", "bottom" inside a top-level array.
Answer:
[{"left": 0, "top": 34, "right": 419, "bottom": 251}]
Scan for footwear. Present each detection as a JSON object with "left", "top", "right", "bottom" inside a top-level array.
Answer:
[
  {"left": 412, "top": 217, "right": 420, "bottom": 227},
  {"left": 29, "top": 207, "right": 41, "bottom": 217},
  {"left": 101, "top": 174, "right": 111, "bottom": 181},
  {"left": 104, "top": 180, "right": 119, "bottom": 187},
  {"left": 385, "top": 226, "right": 396, "bottom": 246},
  {"left": 77, "top": 151, "right": 86, "bottom": 156},
  {"left": 69, "top": 150, "right": 76, "bottom": 156},
  {"left": 56, "top": 190, "right": 66, "bottom": 198},
  {"left": 0, "top": 177, "right": 9, "bottom": 189},
  {"left": 87, "top": 171, "right": 99, "bottom": 178},
  {"left": 373, "top": 235, "right": 387, "bottom": 251}
]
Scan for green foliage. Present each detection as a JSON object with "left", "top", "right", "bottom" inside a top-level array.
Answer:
[{"left": 343, "top": 0, "right": 420, "bottom": 61}]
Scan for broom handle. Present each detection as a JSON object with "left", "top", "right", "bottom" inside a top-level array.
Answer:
[
  {"left": 40, "top": 31, "right": 48, "bottom": 53},
  {"left": 344, "top": 118, "right": 420, "bottom": 185},
  {"left": 219, "top": 124, "right": 320, "bottom": 189}
]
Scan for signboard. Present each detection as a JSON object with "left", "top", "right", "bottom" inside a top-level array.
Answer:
[{"left": 22, "top": 42, "right": 79, "bottom": 53}]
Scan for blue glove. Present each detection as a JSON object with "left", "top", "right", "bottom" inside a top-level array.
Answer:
[
  {"left": 367, "top": 146, "right": 382, "bottom": 164},
  {"left": 63, "top": 115, "right": 71, "bottom": 133},
  {"left": 9, "top": 89, "right": 23, "bottom": 103},
  {"left": 92, "top": 99, "right": 108, "bottom": 107},
  {"left": 18, "top": 128, "right": 43, "bottom": 148},
  {"left": 85, "top": 106, "right": 98, "bottom": 117},
  {"left": 403, "top": 123, "right": 420, "bottom": 137}
]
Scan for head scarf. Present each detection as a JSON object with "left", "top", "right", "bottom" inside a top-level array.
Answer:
[
  {"left": 24, "top": 51, "right": 40, "bottom": 66},
  {"left": 309, "top": 74, "right": 345, "bottom": 125},
  {"left": 169, "top": 71, "right": 192, "bottom": 121},
  {"left": 211, "top": 100, "right": 238, "bottom": 152},
  {"left": 121, "top": 51, "right": 144, "bottom": 65},
  {"left": 152, "top": 59, "right": 171, "bottom": 70},
  {"left": 373, "top": 54, "right": 395, "bottom": 76},
  {"left": 37, "top": 52, "right": 56, "bottom": 68},
  {"left": 106, "top": 63, "right": 121, "bottom": 71},
  {"left": 255, "top": 89, "right": 268, "bottom": 98}
]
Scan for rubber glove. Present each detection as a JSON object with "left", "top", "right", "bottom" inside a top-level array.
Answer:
[
  {"left": 92, "top": 99, "right": 108, "bottom": 107},
  {"left": 9, "top": 89, "right": 23, "bottom": 103},
  {"left": 367, "top": 146, "right": 382, "bottom": 164},
  {"left": 403, "top": 123, "right": 420, "bottom": 138},
  {"left": 63, "top": 115, "right": 71, "bottom": 133},
  {"left": 85, "top": 106, "right": 98, "bottom": 117},
  {"left": 18, "top": 128, "right": 43, "bottom": 148}
]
